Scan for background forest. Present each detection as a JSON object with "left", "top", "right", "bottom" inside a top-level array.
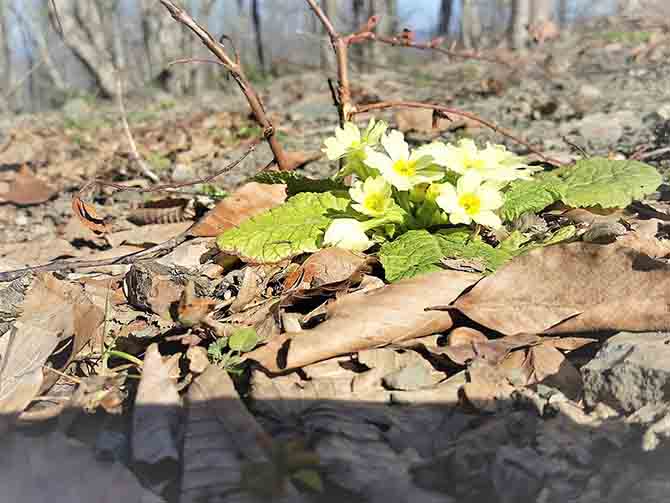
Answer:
[{"left": 0, "top": 0, "right": 644, "bottom": 114}]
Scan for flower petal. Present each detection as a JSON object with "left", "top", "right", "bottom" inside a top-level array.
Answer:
[
  {"left": 349, "top": 181, "right": 365, "bottom": 204},
  {"left": 473, "top": 210, "right": 502, "bottom": 229},
  {"left": 434, "top": 183, "right": 458, "bottom": 212},
  {"left": 477, "top": 183, "right": 504, "bottom": 210},
  {"left": 382, "top": 130, "right": 410, "bottom": 162},
  {"left": 323, "top": 219, "right": 372, "bottom": 251},
  {"left": 363, "top": 149, "right": 393, "bottom": 174},
  {"left": 457, "top": 170, "right": 483, "bottom": 194}
]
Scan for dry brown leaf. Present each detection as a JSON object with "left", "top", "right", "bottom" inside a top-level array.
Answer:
[
  {"left": 394, "top": 109, "right": 451, "bottom": 134},
  {"left": 71, "top": 195, "right": 109, "bottom": 234},
  {"left": 283, "top": 247, "right": 368, "bottom": 290},
  {"left": 462, "top": 359, "right": 516, "bottom": 413},
  {"left": 282, "top": 149, "right": 323, "bottom": 170},
  {"left": 246, "top": 270, "right": 480, "bottom": 373},
  {"left": 133, "top": 344, "right": 181, "bottom": 468},
  {"left": 0, "top": 165, "right": 55, "bottom": 206},
  {"left": 0, "top": 274, "right": 103, "bottom": 418},
  {"left": 190, "top": 182, "right": 287, "bottom": 237},
  {"left": 230, "top": 266, "right": 264, "bottom": 313},
  {"left": 453, "top": 242, "right": 670, "bottom": 336},
  {"left": 105, "top": 222, "right": 192, "bottom": 248},
  {"left": 446, "top": 326, "right": 488, "bottom": 347}
]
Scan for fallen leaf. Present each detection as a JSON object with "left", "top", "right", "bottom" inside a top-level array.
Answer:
[
  {"left": 190, "top": 182, "right": 287, "bottom": 237},
  {"left": 0, "top": 165, "right": 55, "bottom": 206},
  {"left": 0, "top": 239, "right": 80, "bottom": 269},
  {"left": 246, "top": 270, "right": 481, "bottom": 373},
  {"left": 462, "top": 359, "right": 516, "bottom": 413},
  {"left": 72, "top": 195, "right": 109, "bottom": 234},
  {"left": 0, "top": 273, "right": 103, "bottom": 418},
  {"left": 181, "top": 365, "right": 307, "bottom": 502},
  {"left": 0, "top": 431, "right": 165, "bottom": 503},
  {"left": 446, "top": 326, "right": 488, "bottom": 347},
  {"left": 105, "top": 221, "right": 192, "bottom": 248},
  {"left": 512, "top": 344, "right": 583, "bottom": 399},
  {"left": 453, "top": 242, "right": 670, "bottom": 335},
  {"left": 284, "top": 247, "right": 368, "bottom": 290},
  {"left": 282, "top": 149, "right": 323, "bottom": 170},
  {"left": 230, "top": 266, "right": 264, "bottom": 313},
  {"left": 133, "top": 344, "right": 181, "bottom": 468},
  {"left": 394, "top": 109, "right": 451, "bottom": 134}
]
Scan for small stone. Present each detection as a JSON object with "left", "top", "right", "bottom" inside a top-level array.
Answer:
[
  {"left": 657, "top": 104, "right": 670, "bottom": 121},
  {"left": 578, "top": 113, "right": 623, "bottom": 146},
  {"left": 582, "top": 331, "right": 670, "bottom": 413}
]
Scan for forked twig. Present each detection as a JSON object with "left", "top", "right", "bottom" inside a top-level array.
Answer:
[{"left": 156, "top": 0, "right": 289, "bottom": 170}]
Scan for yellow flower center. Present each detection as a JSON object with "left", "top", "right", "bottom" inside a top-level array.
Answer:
[
  {"left": 459, "top": 193, "right": 481, "bottom": 215},
  {"left": 364, "top": 193, "right": 387, "bottom": 214},
  {"left": 464, "top": 157, "right": 486, "bottom": 170},
  {"left": 392, "top": 159, "right": 417, "bottom": 177}
]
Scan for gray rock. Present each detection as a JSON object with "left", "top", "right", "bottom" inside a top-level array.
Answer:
[
  {"left": 578, "top": 112, "right": 624, "bottom": 146},
  {"left": 582, "top": 331, "right": 670, "bottom": 413}
]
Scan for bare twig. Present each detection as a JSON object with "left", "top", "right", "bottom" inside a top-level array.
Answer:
[
  {"left": 168, "top": 57, "right": 227, "bottom": 67},
  {"left": 354, "top": 100, "right": 562, "bottom": 166},
  {"left": 156, "top": 0, "right": 289, "bottom": 170},
  {"left": 117, "top": 77, "right": 160, "bottom": 183},
  {"left": 304, "top": 0, "right": 353, "bottom": 121},
  {"left": 0, "top": 146, "right": 256, "bottom": 283}
]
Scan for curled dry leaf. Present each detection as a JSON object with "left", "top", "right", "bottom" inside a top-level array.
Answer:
[
  {"left": 282, "top": 149, "right": 323, "bottom": 171},
  {"left": 190, "top": 182, "right": 287, "bottom": 237},
  {"left": 133, "top": 344, "right": 181, "bottom": 468},
  {"left": 0, "top": 165, "right": 55, "bottom": 206},
  {"left": 71, "top": 195, "right": 109, "bottom": 234},
  {"left": 453, "top": 242, "right": 670, "bottom": 336},
  {"left": 283, "top": 247, "right": 368, "bottom": 291},
  {"left": 246, "top": 270, "right": 481, "bottom": 373}
]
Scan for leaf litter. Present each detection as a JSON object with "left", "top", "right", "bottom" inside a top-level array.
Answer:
[{"left": 3, "top": 7, "right": 670, "bottom": 503}]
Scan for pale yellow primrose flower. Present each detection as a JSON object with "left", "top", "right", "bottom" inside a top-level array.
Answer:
[
  {"left": 364, "top": 130, "right": 443, "bottom": 190},
  {"left": 323, "top": 219, "right": 373, "bottom": 251},
  {"left": 419, "top": 139, "right": 537, "bottom": 185},
  {"left": 434, "top": 171, "right": 504, "bottom": 228},
  {"left": 322, "top": 119, "right": 387, "bottom": 161},
  {"left": 349, "top": 176, "right": 393, "bottom": 217}
]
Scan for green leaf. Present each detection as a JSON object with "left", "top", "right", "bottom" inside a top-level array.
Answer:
[
  {"left": 500, "top": 177, "right": 564, "bottom": 222},
  {"left": 378, "top": 230, "right": 445, "bottom": 282},
  {"left": 437, "top": 229, "right": 513, "bottom": 272},
  {"left": 207, "top": 337, "right": 228, "bottom": 361},
  {"left": 292, "top": 469, "right": 324, "bottom": 493},
  {"left": 216, "top": 192, "right": 350, "bottom": 262},
  {"left": 558, "top": 157, "right": 662, "bottom": 208},
  {"left": 253, "top": 171, "right": 346, "bottom": 197},
  {"left": 229, "top": 327, "right": 259, "bottom": 353}
]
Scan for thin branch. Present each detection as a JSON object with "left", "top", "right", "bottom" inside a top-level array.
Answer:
[
  {"left": 156, "top": 0, "right": 289, "bottom": 170},
  {"left": 168, "top": 57, "right": 227, "bottom": 67},
  {"left": 303, "top": 0, "right": 352, "bottom": 121},
  {"left": 0, "top": 146, "right": 256, "bottom": 283},
  {"left": 354, "top": 100, "right": 562, "bottom": 166},
  {"left": 117, "top": 77, "right": 160, "bottom": 183}
]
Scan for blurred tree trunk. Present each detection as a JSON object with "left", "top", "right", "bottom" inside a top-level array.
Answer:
[
  {"left": 367, "top": 0, "right": 392, "bottom": 67},
  {"left": 192, "top": 0, "right": 218, "bottom": 93},
  {"left": 558, "top": 0, "right": 568, "bottom": 27},
  {"left": 251, "top": 0, "right": 266, "bottom": 74},
  {"left": 460, "top": 0, "right": 481, "bottom": 49},
  {"left": 140, "top": 0, "right": 191, "bottom": 95},
  {"left": 385, "top": 0, "right": 398, "bottom": 34},
  {"left": 438, "top": 0, "right": 453, "bottom": 35},
  {"left": 0, "top": 0, "right": 13, "bottom": 111},
  {"left": 508, "top": 0, "right": 530, "bottom": 50},
  {"left": 49, "top": 0, "right": 120, "bottom": 98},
  {"left": 530, "top": 0, "right": 553, "bottom": 25}
]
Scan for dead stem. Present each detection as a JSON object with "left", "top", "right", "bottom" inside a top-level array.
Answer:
[
  {"left": 354, "top": 100, "right": 562, "bottom": 166},
  {"left": 117, "top": 77, "right": 160, "bottom": 183},
  {"left": 303, "top": 0, "right": 352, "bottom": 121},
  {"left": 157, "top": 0, "right": 289, "bottom": 170}
]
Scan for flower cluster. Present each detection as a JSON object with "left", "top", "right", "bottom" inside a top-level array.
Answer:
[{"left": 321, "top": 119, "right": 538, "bottom": 251}]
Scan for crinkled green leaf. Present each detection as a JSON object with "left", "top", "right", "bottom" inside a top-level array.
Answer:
[
  {"left": 437, "top": 229, "right": 513, "bottom": 272},
  {"left": 558, "top": 157, "right": 662, "bottom": 208},
  {"left": 229, "top": 327, "right": 259, "bottom": 353},
  {"left": 500, "top": 177, "right": 564, "bottom": 222},
  {"left": 378, "top": 230, "right": 445, "bottom": 282},
  {"left": 292, "top": 469, "right": 324, "bottom": 493},
  {"left": 253, "top": 171, "right": 346, "bottom": 197},
  {"left": 216, "top": 192, "right": 350, "bottom": 262}
]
